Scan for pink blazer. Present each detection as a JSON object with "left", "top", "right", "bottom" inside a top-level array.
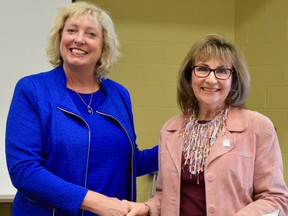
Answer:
[{"left": 146, "top": 107, "right": 288, "bottom": 216}]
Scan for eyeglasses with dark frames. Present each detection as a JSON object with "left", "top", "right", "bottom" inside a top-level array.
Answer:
[{"left": 192, "top": 65, "right": 233, "bottom": 80}]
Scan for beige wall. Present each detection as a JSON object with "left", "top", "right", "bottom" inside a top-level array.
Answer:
[
  {"left": 85, "top": 0, "right": 235, "bottom": 201},
  {"left": 83, "top": 0, "right": 288, "bottom": 202},
  {"left": 1, "top": 1, "right": 287, "bottom": 215},
  {"left": 235, "top": 0, "right": 288, "bottom": 185}
]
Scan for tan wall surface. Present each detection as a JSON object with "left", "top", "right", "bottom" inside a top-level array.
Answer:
[
  {"left": 1, "top": 1, "right": 287, "bottom": 215},
  {"left": 80, "top": 0, "right": 287, "bottom": 202},
  {"left": 85, "top": 0, "right": 235, "bottom": 201},
  {"left": 235, "top": 0, "right": 288, "bottom": 185}
]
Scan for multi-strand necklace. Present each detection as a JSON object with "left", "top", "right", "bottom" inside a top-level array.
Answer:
[
  {"left": 67, "top": 81, "right": 95, "bottom": 115},
  {"left": 180, "top": 105, "right": 229, "bottom": 180}
]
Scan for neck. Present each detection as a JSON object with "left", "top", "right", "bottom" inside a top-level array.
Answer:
[
  {"left": 64, "top": 67, "right": 100, "bottom": 94},
  {"left": 67, "top": 78, "right": 99, "bottom": 94},
  {"left": 196, "top": 104, "right": 227, "bottom": 121}
]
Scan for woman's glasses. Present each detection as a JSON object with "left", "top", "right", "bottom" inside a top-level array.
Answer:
[{"left": 192, "top": 66, "right": 233, "bottom": 80}]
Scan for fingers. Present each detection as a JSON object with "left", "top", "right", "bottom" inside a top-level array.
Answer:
[
  {"left": 121, "top": 199, "right": 131, "bottom": 207},
  {"left": 120, "top": 200, "right": 131, "bottom": 214},
  {"left": 121, "top": 201, "right": 149, "bottom": 216},
  {"left": 126, "top": 209, "right": 136, "bottom": 216},
  {"left": 98, "top": 197, "right": 130, "bottom": 216},
  {"left": 121, "top": 200, "right": 134, "bottom": 216}
]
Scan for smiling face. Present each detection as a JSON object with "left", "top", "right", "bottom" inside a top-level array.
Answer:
[
  {"left": 192, "top": 58, "right": 232, "bottom": 115},
  {"left": 60, "top": 14, "right": 103, "bottom": 72}
]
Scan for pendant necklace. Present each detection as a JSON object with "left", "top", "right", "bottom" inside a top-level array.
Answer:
[{"left": 67, "top": 81, "right": 95, "bottom": 115}]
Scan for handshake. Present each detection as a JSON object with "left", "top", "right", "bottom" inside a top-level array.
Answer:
[
  {"left": 97, "top": 198, "right": 150, "bottom": 216},
  {"left": 81, "top": 191, "right": 151, "bottom": 216}
]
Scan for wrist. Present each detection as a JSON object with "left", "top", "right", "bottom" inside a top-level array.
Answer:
[
  {"left": 143, "top": 202, "right": 150, "bottom": 215},
  {"left": 80, "top": 190, "right": 106, "bottom": 213}
]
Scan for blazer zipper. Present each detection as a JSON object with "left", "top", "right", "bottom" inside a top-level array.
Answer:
[
  {"left": 58, "top": 107, "right": 91, "bottom": 216},
  {"left": 96, "top": 110, "right": 135, "bottom": 200},
  {"left": 58, "top": 107, "right": 135, "bottom": 201}
]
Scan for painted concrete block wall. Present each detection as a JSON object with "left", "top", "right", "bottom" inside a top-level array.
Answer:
[
  {"left": 6, "top": 0, "right": 287, "bottom": 214},
  {"left": 235, "top": 0, "right": 288, "bottom": 184},
  {"left": 2, "top": 1, "right": 286, "bottom": 214},
  {"left": 88, "top": 0, "right": 235, "bottom": 201}
]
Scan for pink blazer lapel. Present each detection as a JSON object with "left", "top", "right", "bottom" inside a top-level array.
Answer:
[
  {"left": 164, "top": 115, "right": 185, "bottom": 176},
  {"left": 206, "top": 107, "right": 248, "bottom": 167}
]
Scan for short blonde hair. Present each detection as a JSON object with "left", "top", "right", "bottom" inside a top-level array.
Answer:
[
  {"left": 177, "top": 34, "right": 250, "bottom": 113},
  {"left": 46, "top": 1, "right": 120, "bottom": 78}
]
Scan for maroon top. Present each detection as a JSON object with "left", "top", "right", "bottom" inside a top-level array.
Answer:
[{"left": 180, "top": 155, "right": 206, "bottom": 215}]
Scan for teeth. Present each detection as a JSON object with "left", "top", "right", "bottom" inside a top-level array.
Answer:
[
  {"left": 72, "top": 49, "right": 86, "bottom": 54},
  {"left": 203, "top": 87, "right": 218, "bottom": 92}
]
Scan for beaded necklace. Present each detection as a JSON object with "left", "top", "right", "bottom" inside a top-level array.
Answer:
[{"left": 180, "top": 105, "right": 229, "bottom": 181}]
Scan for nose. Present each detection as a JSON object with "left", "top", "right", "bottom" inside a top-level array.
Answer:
[
  {"left": 74, "top": 33, "right": 85, "bottom": 44},
  {"left": 205, "top": 71, "right": 217, "bottom": 83}
]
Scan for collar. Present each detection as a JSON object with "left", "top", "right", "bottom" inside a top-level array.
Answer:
[
  {"left": 165, "top": 106, "right": 247, "bottom": 133},
  {"left": 226, "top": 107, "right": 248, "bottom": 132}
]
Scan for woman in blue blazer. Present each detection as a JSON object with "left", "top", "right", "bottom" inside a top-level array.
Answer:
[{"left": 5, "top": 2, "right": 158, "bottom": 215}]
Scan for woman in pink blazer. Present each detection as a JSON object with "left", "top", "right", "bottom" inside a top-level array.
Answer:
[{"left": 126, "top": 34, "right": 288, "bottom": 215}]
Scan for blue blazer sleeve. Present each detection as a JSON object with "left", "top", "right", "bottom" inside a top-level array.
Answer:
[{"left": 6, "top": 76, "right": 87, "bottom": 214}]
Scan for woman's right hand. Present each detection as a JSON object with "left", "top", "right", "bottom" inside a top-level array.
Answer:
[{"left": 81, "top": 190, "right": 130, "bottom": 215}]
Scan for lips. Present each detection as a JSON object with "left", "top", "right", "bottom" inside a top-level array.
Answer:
[
  {"left": 70, "top": 48, "right": 88, "bottom": 55},
  {"left": 201, "top": 87, "right": 219, "bottom": 92}
]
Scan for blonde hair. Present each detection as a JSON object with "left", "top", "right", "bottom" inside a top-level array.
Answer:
[
  {"left": 177, "top": 34, "right": 250, "bottom": 113},
  {"left": 46, "top": 1, "right": 120, "bottom": 78}
]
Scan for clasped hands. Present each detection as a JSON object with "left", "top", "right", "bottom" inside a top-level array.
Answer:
[{"left": 99, "top": 197, "right": 149, "bottom": 216}]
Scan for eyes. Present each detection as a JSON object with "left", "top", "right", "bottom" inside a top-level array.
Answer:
[
  {"left": 193, "top": 65, "right": 233, "bottom": 80},
  {"left": 197, "top": 66, "right": 230, "bottom": 75},
  {"left": 65, "top": 27, "right": 98, "bottom": 38}
]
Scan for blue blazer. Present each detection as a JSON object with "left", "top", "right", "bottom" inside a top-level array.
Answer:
[{"left": 6, "top": 66, "right": 158, "bottom": 215}]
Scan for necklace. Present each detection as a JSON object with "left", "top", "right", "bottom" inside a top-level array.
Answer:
[
  {"left": 67, "top": 82, "right": 95, "bottom": 115},
  {"left": 180, "top": 105, "right": 229, "bottom": 180}
]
